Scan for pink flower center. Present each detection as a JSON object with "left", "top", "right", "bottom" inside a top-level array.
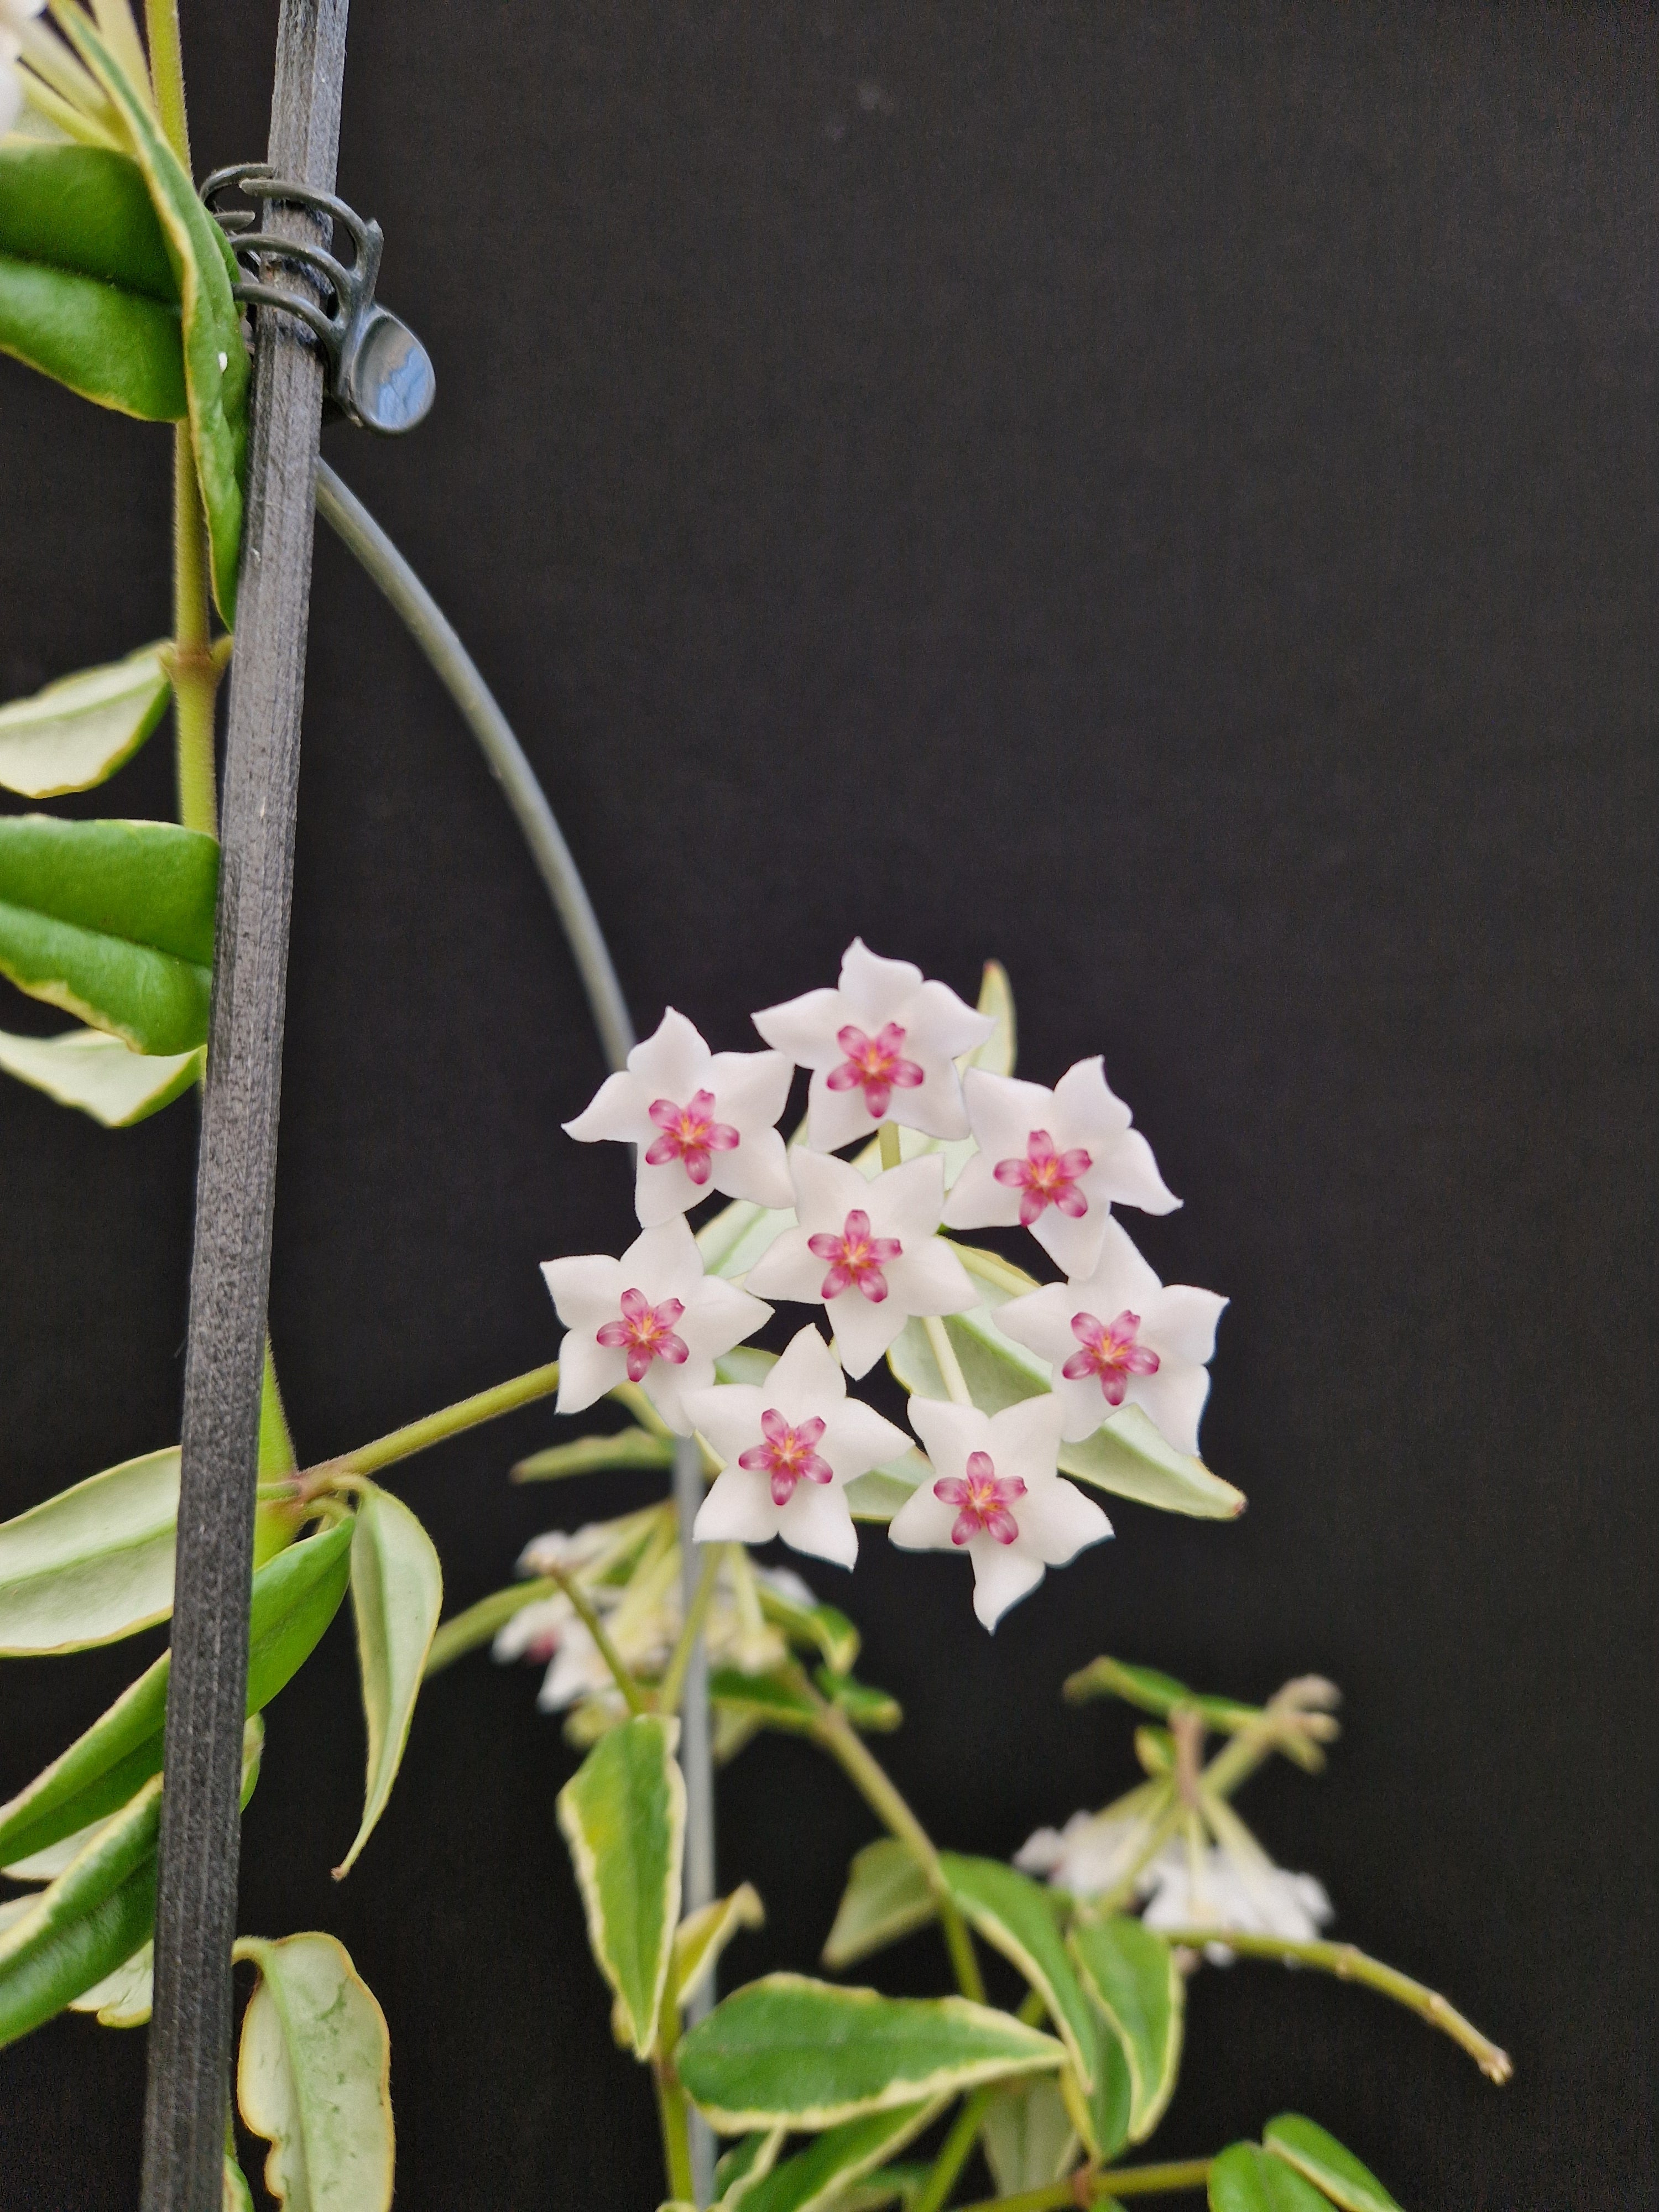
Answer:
[
  {"left": 596, "top": 1287, "right": 690, "bottom": 1383},
  {"left": 1061, "top": 1308, "right": 1160, "bottom": 1405},
  {"left": 806, "top": 1208, "right": 903, "bottom": 1303},
  {"left": 644, "top": 1088, "right": 740, "bottom": 1186},
  {"left": 825, "top": 1021, "right": 925, "bottom": 1120},
  {"left": 992, "top": 1128, "right": 1094, "bottom": 1228},
  {"left": 738, "top": 1407, "right": 833, "bottom": 1506},
  {"left": 934, "top": 1450, "right": 1027, "bottom": 1546}
]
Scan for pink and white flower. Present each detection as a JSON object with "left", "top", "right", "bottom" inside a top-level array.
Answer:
[
  {"left": 943, "top": 1061, "right": 1180, "bottom": 1277},
  {"left": 685, "top": 1326, "right": 911, "bottom": 1568},
  {"left": 752, "top": 939, "right": 994, "bottom": 1152},
  {"left": 888, "top": 1396, "right": 1111, "bottom": 1630},
  {"left": 743, "top": 1149, "right": 976, "bottom": 1379},
  {"left": 542, "top": 1218, "right": 771, "bottom": 1433},
  {"left": 564, "top": 1007, "right": 793, "bottom": 1225},
  {"left": 994, "top": 1218, "right": 1227, "bottom": 1454}
]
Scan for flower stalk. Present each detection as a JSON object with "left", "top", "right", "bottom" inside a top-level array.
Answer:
[
  {"left": 292, "top": 1360, "right": 562, "bottom": 1496},
  {"left": 953, "top": 2157, "right": 1215, "bottom": 2208}
]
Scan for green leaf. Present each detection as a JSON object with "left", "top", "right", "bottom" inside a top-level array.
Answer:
[
  {"left": 755, "top": 1580, "right": 859, "bottom": 1676},
  {"left": 1209, "top": 2143, "right": 1333, "bottom": 2212},
  {"left": 223, "top": 2154, "right": 256, "bottom": 2212},
  {"left": 61, "top": 15, "right": 248, "bottom": 617},
  {"left": 982, "top": 2077, "right": 1077, "bottom": 2197},
  {"left": 335, "top": 1488, "right": 442, "bottom": 1878},
  {"left": 708, "top": 1666, "right": 821, "bottom": 1734},
  {"left": 822, "top": 1839, "right": 937, "bottom": 1972},
  {"left": 512, "top": 1426, "right": 675, "bottom": 1481},
  {"left": 234, "top": 1932, "right": 395, "bottom": 2212},
  {"left": 1062, "top": 1657, "right": 1259, "bottom": 1735},
  {"left": 0, "top": 1024, "right": 202, "bottom": 1125},
  {"left": 557, "top": 1714, "right": 685, "bottom": 2058},
  {"left": 671, "top": 1883, "right": 765, "bottom": 2017},
  {"left": 0, "top": 1717, "right": 260, "bottom": 2051},
  {"left": 0, "top": 1444, "right": 180, "bottom": 1655},
  {"left": 1077, "top": 2019, "right": 1134, "bottom": 2167},
  {"left": 0, "top": 1519, "right": 351, "bottom": 1867},
  {"left": 888, "top": 1284, "right": 1244, "bottom": 1521},
  {"left": 0, "top": 643, "right": 170, "bottom": 797},
  {"left": 842, "top": 1448, "right": 931, "bottom": 1524},
  {"left": 815, "top": 1670, "right": 901, "bottom": 1734},
  {"left": 1068, "top": 1915, "right": 1185, "bottom": 2143},
  {"left": 732, "top": 2101, "right": 945, "bottom": 2212},
  {"left": 1263, "top": 2117, "right": 1405, "bottom": 2212},
  {"left": 936, "top": 1855, "right": 1100, "bottom": 2095},
  {"left": 0, "top": 143, "right": 176, "bottom": 300},
  {"left": 0, "top": 815, "right": 217, "bottom": 1054},
  {"left": 67, "top": 1935, "right": 152, "bottom": 2026},
  {"left": 677, "top": 1974, "right": 1065, "bottom": 2131},
  {"left": 969, "top": 959, "right": 1016, "bottom": 1077},
  {"left": 713, "top": 2128, "right": 786, "bottom": 2204}
]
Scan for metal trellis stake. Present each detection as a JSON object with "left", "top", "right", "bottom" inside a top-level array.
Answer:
[{"left": 140, "top": 3, "right": 350, "bottom": 2205}]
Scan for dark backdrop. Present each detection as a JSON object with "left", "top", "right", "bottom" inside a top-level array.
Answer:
[{"left": 1, "top": 3, "right": 1652, "bottom": 2205}]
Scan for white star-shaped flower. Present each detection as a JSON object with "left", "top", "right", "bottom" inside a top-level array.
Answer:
[
  {"left": 1139, "top": 1840, "right": 1333, "bottom": 1961},
  {"left": 752, "top": 938, "right": 994, "bottom": 1152},
  {"left": 564, "top": 1007, "right": 794, "bottom": 1226},
  {"left": 942, "top": 1061, "right": 1180, "bottom": 1277},
  {"left": 742, "top": 1150, "right": 975, "bottom": 1379},
  {"left": 541, "top": 1218, "right": 771, "bottom": 1433},
  {"left": 994, "top": 1218, "right": 1227, "bottom": 1455},
  {"left": 888, "top": 1396, "right": 1110, "bottom": 1630},
  {"left": 684, "top": 1325, "right": 911, "bottom": 1569},
  {"left": 1014, "top": 1806, "right": 1165, "bottom": 1897}
]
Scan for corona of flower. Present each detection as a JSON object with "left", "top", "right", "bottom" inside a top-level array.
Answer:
[
  {"left": 994, "top": 1218, "right": 1227, "bottom": 1454},
  {"left": 943, "top": 1060, "right": 1180, "bottom": 1277},
  {"left": 752, "top": 938, "right": 994, "bottom": 1151},
  {"left": 744, "top": 1149, "right": 976, "bottom": 1378},
  {"left": 686, "top": 1326, "right": 910, "bottom": 1567},
  {"left": 542, "top": 1218, "right": 770, "bottom": 1432},
  {"left": 564, "top": 1007, "right": 793, "bottom": 1224},
  {"left": 888, "top": 1395, "right": 1110, "bottom": 1629}
]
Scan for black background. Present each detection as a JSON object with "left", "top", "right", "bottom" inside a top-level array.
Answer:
[{"left": 1, "top": 3, "right": 1653, "bottom": 2205}]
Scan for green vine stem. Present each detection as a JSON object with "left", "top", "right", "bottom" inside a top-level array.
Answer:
[
  {"left": 953, "top": 2156, "right": 1214, "bottom": 2208},
  {"left": 543, "top": 1565, "right": 649, "bottom": 1719},
  {"left": 1154, "top": 1928, "right": 1512, "bottom": 2084},
  {"left": 142, "top": 0, "right": 191, "bottom": 166},
  {"left": 802, "top": 1680, "right": 987, "bottom": 2005},
  {"left": 911, "top": 2086, "right": 995, "bottom": 2212},
  {"left": 653, "top": 2065, "right": 696, "bottom": 2203},
  {"left": 292, "top": 1360, "right": 562, "bottom": 1497}
]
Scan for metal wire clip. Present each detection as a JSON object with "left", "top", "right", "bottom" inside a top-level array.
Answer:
[{"left": 201, "top": 164, "right": 436, "bottom": 435}]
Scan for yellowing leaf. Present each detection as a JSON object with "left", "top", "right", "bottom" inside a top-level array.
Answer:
[
  {"left": 235, "top": 1933, "right": 394, "bottom": 2212},
  {"left": 335, "top": 1487, "right": 442, "bottom": 1877}
]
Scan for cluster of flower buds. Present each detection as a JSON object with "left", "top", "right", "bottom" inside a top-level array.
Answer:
[{"left": 540, "top": 941, "right": 1227, "bottom": 1630}]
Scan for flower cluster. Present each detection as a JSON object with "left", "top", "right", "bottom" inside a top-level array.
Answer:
[{"left": 538, "top": 941, "right": 1227, "bottom": 1630}]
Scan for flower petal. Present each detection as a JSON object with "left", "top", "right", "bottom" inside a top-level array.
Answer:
[
  {"left": 886, "top": 1238, "right": 977, "bottom": 1319},
  {"left": 1026, "top": 1194, "right": 1109, "bottom": 1280},
  {"left": 779, "top": 1481, "right": 859, "bottom": 1568},
  {"left": 1148, "top": 1283, "right": 1230, "bottom": 1365},
  {"left": 555, "top": 1329, "right": 628, "bottom": 1416},
  {"left": 750, "top": 983, "right": 842, "bottom": 1060},
  {"left": 541, "top": 1253, "right": 627, "bottom": 1330},
  {"left": 864, "top": 1154, "right": 947, "bottom": 1244},
  {"left": 743, "top": 1226, "right": 830, "bottom": 1305},
  {"left": 837, "top": 938, "right": 924, "bottom": 1025},
  {"left": 564, "top": 1068, "right": 649, "bottom": 1145},
  {"left": 629, "top": 1005, "right": 714, "bottom": 1099},
  {"left": 902, "top": 976, "right": 998, "bottom": 1063},
  {"left": 887, "top": 1477, "right": 961, "bottom": 1550},
  {"left": 969, "top": 1541, "right": 1046, "bottom": 1630},
  {"left": 940, "top": 1149, "right": 1024, "bottom": 1232},
  {"left": 827, "top": 1285, "right": 907, "bottom": 1378},
  {"left": 1011, "top": 1475, "right": 1113, "bottom": 1567},
  {"left": 709, "top": 1125, "right": 795, "bottom": 1210},
  {"left": 681, "top": 1381, "right": 767, "bottom": 1465},
  {"left": 1123, "top": 1363, "right": 1211, "bottom": 1458},
  {"left": 1094, "top": 1125, "right": 1180, "bottom": 1215},
  {"left": 906, "top": 1395, "right": 990, "bottom": 1478},
  {"left": 694, "top": 1467, "right": 781, "bottom": 1547},
  {"left": 821, "top": 1395, "right": 911, "bottom": 1475}
]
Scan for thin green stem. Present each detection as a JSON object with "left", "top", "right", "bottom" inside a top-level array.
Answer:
[
  {"left": 654, "top": 2067, "right": 696, "bottom": 2204},
  {"left": 546, "top": 1566, "right": 650, "bottom": 1719},
  {"left": 922, "top": 1315, "right": 973, "bottom": 1407},
  {"left": 1154, "top": 1927, "right": 1512, "bottom": 2083},
  {"left": 169, "top": 430, "right": 220, "bottom": 834},
  {"left": 611, "top": 1376, "right": 675, "bottom": 1439},
  {"left": 806, "top": 1690, "right": 986, "bottom": 2004},
  {"left": 295, "top": 1360, "right": 561, "bottom": 1493},
  {"left": 953, "top": 2157, "right": 1214, "bottom": 2209},
  {"left": 423, "top": 1576, "right": 561, "bottom": 1678},
  {"left": 659, "top": 1546, "right": 720, "bottom": 1716},
  {"left": 142, "top": 0, "right": 191, "bottom": 164},
  {"left": 911, "top": 2088, "right": 994, "bottom": 2212}
]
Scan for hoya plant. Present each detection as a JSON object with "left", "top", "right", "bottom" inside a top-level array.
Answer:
[{"left": 0, "top": 5, "right": 1510, "bottom": 2209}]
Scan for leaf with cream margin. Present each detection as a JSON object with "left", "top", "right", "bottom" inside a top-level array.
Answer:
[
  {"left": 67, "top": 1936, "right": 152, "bottom": 2026},
  {"left": 731, "top": 2100, "right": 946, "bottom": 2212},
  {"left": 677, "top": 1974, "right": 1065, "bottom": 2131},
  {"left": 670, "top": 1883, "right": 765, "bottom": 2019},
  {"left": 888, "top": 1252, "right": 1244, "bottom": 1521},
  {"left": 0, "top": 643, "right": 171, "bottom": 797},
  {"left": 223, "top": 2156, "right": 256, "bottom": 2212},
  {"left": 1068, "top": 1913, "right": 1185, "bottom": 2143},
  {"left": 936, "top": 1855, "right": 1099, "bottom": 2095},
  {"left": 0, "top": 1024, "right": 201, "bottom": 1126},
  {"left": 234, "top": 1932, "right": 394, "bottom": 2212},
  {"left": 1208, "top": 2142, "right": 1333, "bottom": 2212},
  {"left": 335, "top": 1486, "right": 443, "bottom": 1877},
  {"left": 982, "top": 2077, "right": 1078, "bottom": 2197},
  {"left": 0, "top": 1446, "right": 180, "bottom": 1655},
  {"left": 821, "top": 1838, "right": 937, "bottom": 1971},
  {"left": 713, "top": 2126, "right": 786, "bottom": 2204},
  {"left": 1262, "top": 2116, "right": 1405, "bottom": 2212},
  {"left": 557, "top": 1714, "right": 685, "bottom": 2057}
]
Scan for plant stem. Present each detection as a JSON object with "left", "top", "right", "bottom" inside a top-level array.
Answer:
[
  {"left": 423, "top": 1575, "right": 561, "bottom": 1677},
  {"left": 806, "top": 1691, "right": 986, "bottom": 2004},
  {"left": 1154, "top": 1927, "right": 1513, "bottom": 2083},
  {"left": 295, "top": 1360, "right": 561, "bottom": 1492},
  {"left": 169, "top": 431, "right": 220, "bottom": 835},
  {"left": 654, "top": 2067, "right": 696, "bottom": 2204},
  {"left": 923, "top": 1316, "right": 973, "bottom": 1407},
  {"left": 953, "top": 2157, "right": 1214, "bottom": 2209},
  {"left": 143, "top": 0, "right": 191, "bottom": 165},
  {"left": 659, "top": 1546, "right": 720, "bottom": 1716},
  {"left": 911, "top": 2087, "right": 994, "bottom": 2212},
  {"left": 546, "top": 1566, "right": 650, "bottom": 1719}
]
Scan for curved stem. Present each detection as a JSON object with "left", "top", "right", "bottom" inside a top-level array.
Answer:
[
  {"left": 953, "top": 2157, "right": 1214, "bottom": 2209},
  {"left": 169, "top": 434, "right": 218, "bottom": 834},
  {"left": 654, "top": 2066, "right": 696, "bottom": 2203},
  {"left": 314, "top": 461, "right": 635, "bottom": 1074},
  {"left": 142, "top": 0, "right": 191, "bottom": 165},
  {"left": 1155, "top": 1927, "right": 1512, "bottom": 2084},
  {"left": 546, "top": 1564, "right": 649, "bottom": 1718},
  {"left": 294, "top": 1359, "right": 561, "bottom": 1494},
  {"left": 923, "top": 1316, "right": 973, "bottom": 1407},
  {"left": 911, "top": 2087, "right": 994, "bottom": 2212}
]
